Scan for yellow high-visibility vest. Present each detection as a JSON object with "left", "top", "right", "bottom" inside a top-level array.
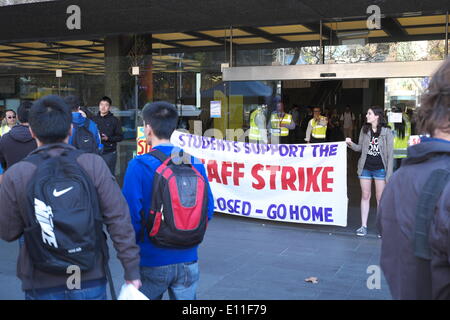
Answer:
[
  {"left": 270, "top": 112, "right": 292, "bottom": 137},
  {"left": 249, "top": 109, "right": 266, "bottom": 141},
  {"left": 311, "top": 117, "right": 327, "bottom": 139},
  {"left": 0, "top": 125, "right": 11, "bottom": 136}
]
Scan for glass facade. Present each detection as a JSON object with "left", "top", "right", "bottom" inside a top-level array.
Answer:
[{"left": 0, "top": 27, "right": 446, "bottom": 183}]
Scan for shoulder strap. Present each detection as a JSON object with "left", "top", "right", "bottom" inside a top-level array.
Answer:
[
  {"left": 149, "top": 149, "right": 170, "bottom": 163},
  {"left": 148, "top": 148, "right": 191, "bottom": 166},
  {"left": 414, "top": 160, "right": 450, "bottom": 260}
]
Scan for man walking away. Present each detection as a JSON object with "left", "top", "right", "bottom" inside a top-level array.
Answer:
[
  {"left": 123, "top": 101, "right": 214, "bottom": 300},
  {"left": 64, "top": 95, "right": 102, "bottom": 154},
  {"left": 0, "top": 101, "right": 37, "bottom": 171},
  {"left": 93, "top": 96, "right": 123, "bottom": 175},
  {"left": 0, "top": 95, "right": 141, "bottom": 300}
]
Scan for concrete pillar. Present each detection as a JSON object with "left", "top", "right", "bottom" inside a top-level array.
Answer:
[{"left": 104, "top": 35, "right": 129, "bottom": 108}]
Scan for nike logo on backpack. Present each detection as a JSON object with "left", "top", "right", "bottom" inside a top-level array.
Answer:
[{"left": 53, "top": 187, "right": 74, "bottom": 197}]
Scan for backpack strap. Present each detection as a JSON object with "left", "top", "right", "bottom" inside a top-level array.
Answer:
[
  {"left": 414, "top": 160, "right": 450, "bottom": 260},
  {"left": 148, "top": 148, "right": 191, "bottom": 166},
  {"left": 148, "top": 148, "right": 170, "bottom": 164}
]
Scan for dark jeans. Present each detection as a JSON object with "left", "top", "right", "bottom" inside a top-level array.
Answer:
[{"left": 101, "top": 151, "right": 117, "bottom": 176}]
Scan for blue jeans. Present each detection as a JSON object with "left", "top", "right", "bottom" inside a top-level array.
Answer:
[
  {"left": 140, "top": 261, "right": 199, "bottom": 300},
  {"left": 359, "top": 168, "right": 386, "bottom": 180},
  {"left": 25, "top": 283, "right": 107, "bottom": 300}
]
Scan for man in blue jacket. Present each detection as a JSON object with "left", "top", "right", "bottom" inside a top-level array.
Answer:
[
  {"left": 122, "top": 101, "right": 214, "bottom": 300},
  {"left": 64, "top": 95, "right": 102, "bottom": 153}
]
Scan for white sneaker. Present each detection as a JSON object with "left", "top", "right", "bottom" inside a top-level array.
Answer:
[{"left": 356, "top": 226, "right": 367, "bottom": 236}]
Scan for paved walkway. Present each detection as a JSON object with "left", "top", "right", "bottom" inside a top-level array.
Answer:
[
  {"left": 0, "top": 156, "right": 391, "bottom": 300},
  {"left": 0, "top": 211, "right": 391, "bottom": 300}
]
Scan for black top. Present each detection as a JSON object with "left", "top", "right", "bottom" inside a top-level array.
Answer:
[
  {"left": 92, "top": 112, "right": 123, "bottom": 154},
  {"left": 364, "top": 128, "right": 384, "bottom": 171}
]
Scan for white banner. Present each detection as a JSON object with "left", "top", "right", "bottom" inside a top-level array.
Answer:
[{"left": 171, "top": 131, "right": 348, "bottom": 227}]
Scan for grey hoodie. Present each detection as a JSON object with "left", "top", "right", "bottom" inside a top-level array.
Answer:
[{"left": 377, "top": 138, "right": 450, "bottom": 299}]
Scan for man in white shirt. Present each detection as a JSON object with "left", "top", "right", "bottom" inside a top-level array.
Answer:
[{"left": 340, "top": 105, "right": 356, "bottom": 140}]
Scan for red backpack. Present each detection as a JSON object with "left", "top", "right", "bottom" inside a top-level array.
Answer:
[{"left": 142, "top": 149, "right": 209, "bottom": 248}]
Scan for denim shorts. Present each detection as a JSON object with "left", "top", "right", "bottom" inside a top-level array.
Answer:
[{"left": 359, "top": 168, "right": 386, "bottom": 180}]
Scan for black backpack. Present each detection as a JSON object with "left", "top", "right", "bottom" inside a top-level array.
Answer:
[
  {"left": 72, "top": 119, "right": 99, "bottom": 154},
  {"left": 141, "top": 149, "right": 209, "bottom": 249},
  {"left": 413, "top": 159, "right": 450, "bottom": 298},
  {"left": 414, "top": 160, "right": 450, "bottom": 259},
  {"left": 23, "top": 146, "right": 116, "bottom": 298}
]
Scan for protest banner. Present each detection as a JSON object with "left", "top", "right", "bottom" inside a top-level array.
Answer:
[
  {"left": 136, "top": 126, "right": 151, "bottom": 155},
  {"left": 171, "top": 131, "right": 348, "bottom": 227}
]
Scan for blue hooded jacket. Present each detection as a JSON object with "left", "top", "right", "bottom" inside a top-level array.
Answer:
[{"left": 69, "top": 112, "right": 103, "bottom": 151}]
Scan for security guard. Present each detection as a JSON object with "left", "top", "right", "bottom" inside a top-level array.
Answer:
[
  {"left": 269, "top": 96, "right": 294, "bottom": 144},
  {"left": 305, "top": 107, "right": 327, "bottom": 143},
  {"left": 249, "top": 104, "right": 268, "bottom": 144}
]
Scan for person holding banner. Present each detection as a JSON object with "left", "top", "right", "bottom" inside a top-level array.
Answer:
[{"left": 346, "top": 107, "right": 393, "bottom": 237}]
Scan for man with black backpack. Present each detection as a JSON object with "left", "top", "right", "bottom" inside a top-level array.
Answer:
[
  {"left": 64, "top": 95, "right": 102, "bottom": 154},
  {"left": 122, "top": 101, "right": 214, "bottom": 300},
  {"left": 0, "top": 95, "right": 141, "bottom": 300}
]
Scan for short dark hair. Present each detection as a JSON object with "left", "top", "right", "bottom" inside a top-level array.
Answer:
[
  {"left": 417, "top": 58, "right": 450, "bottom": 136},
  {"left": 142, "top": 101, "right": 178, "bottom": 140},
  {"left": 17, "top": 101, "right": 33, "bottom": 123},
  {"left": 99, "top": 96, "right": 112, "bottom": 106},
  {"left": 5, "top": 109, "right": 16, "bottom": 116},
  {"left": 64, "top": 95, "right": 82, "bottom": 112},
  {"left": 29, "top": 95, "right": 72, "bottom": 144}
]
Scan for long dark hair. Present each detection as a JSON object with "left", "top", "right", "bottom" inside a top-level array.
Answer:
[
  {"left": 394, "top": 118, "right": 406, "bottom": 139},
  {"left": 362, "top": 107, "right": 390, "bottom": 135},
  {"left": 392, "top": 105, "right": 406, "bottom": 139}
]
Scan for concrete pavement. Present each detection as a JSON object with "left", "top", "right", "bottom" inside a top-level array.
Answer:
[{"left": 0, "top": 155, "right": 391, "bottom": 300}]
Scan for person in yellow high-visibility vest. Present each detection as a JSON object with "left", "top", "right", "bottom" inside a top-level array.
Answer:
[
  {"left": 249, "top": 104, "right": 268, "bottom": 144},
  {"left": 305, "top": 107, "right": 328, "bottom": 143},
  {"left": 269, "top": 96, "right": 294, "bottom": 144},
  {"left": 389, "top": 111, "right": 411, "bottom": 171}
]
